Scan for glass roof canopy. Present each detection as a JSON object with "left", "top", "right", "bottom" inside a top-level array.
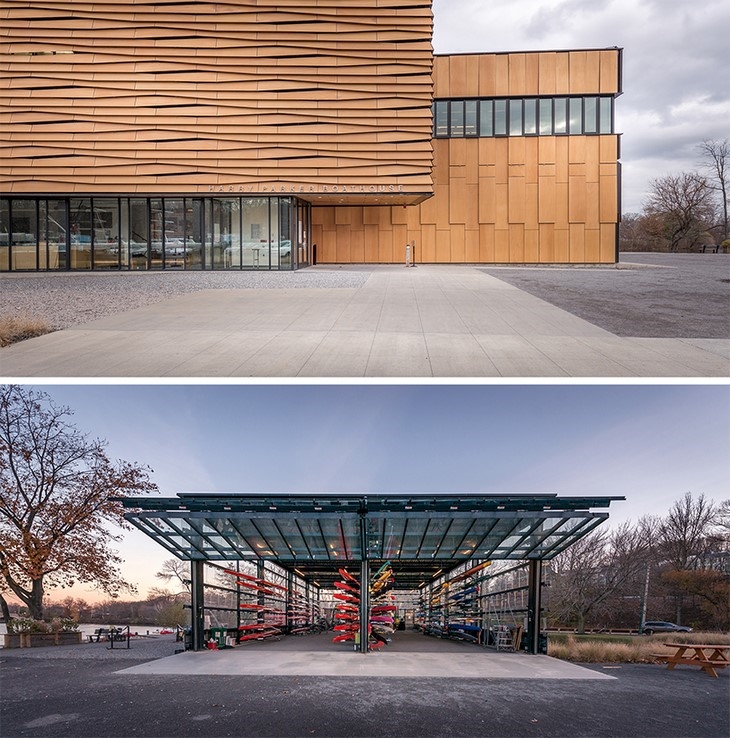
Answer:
[{"left": 121, "top": 493, "right": 623, "bottom": 588}]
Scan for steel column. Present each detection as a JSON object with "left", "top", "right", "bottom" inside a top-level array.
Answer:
[
  {"left": 190, "top": 560, "right": 205, "bottom": 651},
  {"left": 359, "top": 559, "right": 370, "bottom": 654},
  {"left": 526, "top": 560, "right": 543, "bottom": 654}
]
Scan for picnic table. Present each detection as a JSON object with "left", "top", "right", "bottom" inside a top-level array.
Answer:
[{"left": 653, "top": 642, "right": 730, "bottom": 678}]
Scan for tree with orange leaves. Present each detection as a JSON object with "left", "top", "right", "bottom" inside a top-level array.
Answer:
[{"left": 0, "top": 385, "right": 157, "bottom": 621}]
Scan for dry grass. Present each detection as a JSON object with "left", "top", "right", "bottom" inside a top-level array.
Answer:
[
  {"left": 0, "top": 316, "right": 52, "bottom": 347},
  {"left": 548, "top": 632, "right": 730, "bottom": 663}
]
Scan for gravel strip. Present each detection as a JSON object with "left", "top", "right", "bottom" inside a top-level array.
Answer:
[
  {"left": 0, "top": 269, "right": 370, "bottom": 331},
  {"left": 0, "top": 634, "right": 181, "bottom": 661}
]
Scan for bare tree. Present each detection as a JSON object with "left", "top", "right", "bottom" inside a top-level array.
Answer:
[
  {"left": 547, "top": 523, "right": 651, "bottom": 633},
  {"left": 644, "top": 172, "right": 716, "bottom": 251},
  {"left": 155, "top": 558, "right": 191, "bottom": 594},
  {"left": 0, "top": 386, "right": 157, "bottom": 621},
  {"left": 657, "top": 492, "right": 721, "bottom": 625},
  {"left": 698, "top": 138, "right": 729, "bottom": 243},
  {"left": 659, "top": 492, "right": 719, "bottom": 571}
]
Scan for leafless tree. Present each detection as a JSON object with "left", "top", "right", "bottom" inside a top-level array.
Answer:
[
  {"left": 0, "top": 386, "right": 157, "bottom": 621},
  {"left": 644, "top": 172, "right": 716, "bottom": 251},
  {"left": 698, "top": 138, "right": 729, "bottom": 243},
  {"left": 155, "top": 558, "right": 191, "bottom": 594},
  {"left": 547, "top": 523, "right": 651, "bottom": 633}
]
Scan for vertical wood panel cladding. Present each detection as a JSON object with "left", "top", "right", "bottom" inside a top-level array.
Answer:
[
  {"left": 0, "top": 0, "right": 434, "bottom": 194},
  {"left": 315, "top": 49, "right": 621, "bottom": 264},
  {"left": 433, "top": 48, "right": 621, "bottom": 97}
]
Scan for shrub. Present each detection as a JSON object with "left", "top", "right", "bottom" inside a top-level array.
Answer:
[
  {"left": 547, "top": 632, "right": 730, "bottom": 663},
  {"left": 6, "top": 616, "right": 79, "bottom": 634},
  {"left": 0, "top": 316, "right": 52, "bottom": 347}
]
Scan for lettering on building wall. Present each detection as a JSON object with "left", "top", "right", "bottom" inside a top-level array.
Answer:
[{"left": 204, "top": 184, "right": 405, "bottom": 194}]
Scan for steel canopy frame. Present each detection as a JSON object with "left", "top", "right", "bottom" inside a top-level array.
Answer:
[{"left": 119, "top": 493, "right": 623, "bottom": 653}]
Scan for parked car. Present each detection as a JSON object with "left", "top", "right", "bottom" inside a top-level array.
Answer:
[{"left": 641, "top": 621, "right": 692, "bottom": 635}]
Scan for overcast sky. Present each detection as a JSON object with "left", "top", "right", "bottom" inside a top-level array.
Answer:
[
  {"left": 18, "top": 383, "right": 730, "bottom": 602},
  {"left": 432, "top": 0, "right": 730, "bottom": 213}
]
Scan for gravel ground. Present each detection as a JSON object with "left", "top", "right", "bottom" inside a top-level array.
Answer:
[
  {"left": 1, "top": 254, "right": 729, "bottom": 339},
  {"left": 0, "top": 633, "right": 181, "bottom": 661},
  {"left": 482, "top": 252, "right": 730, "bottom": 338},
  {"left": 0, "top": 269, "right": 370, "bottom": 331}
]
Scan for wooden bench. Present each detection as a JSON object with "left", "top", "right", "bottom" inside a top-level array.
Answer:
[{"left": 652, "top": 643, "right": 730, "bottom": 678}]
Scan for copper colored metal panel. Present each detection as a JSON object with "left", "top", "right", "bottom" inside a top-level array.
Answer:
[{"left": 1, "top": 0, "right": 434, "bottom": 202}]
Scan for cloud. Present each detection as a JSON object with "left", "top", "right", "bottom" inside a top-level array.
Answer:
[{"left": 433, "top": 0, "right": 730, "bottom": 212}]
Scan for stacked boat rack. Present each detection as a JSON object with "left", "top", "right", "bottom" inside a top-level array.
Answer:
[{"left": 415, "top": 561, "right": 529, "bottom": 651}]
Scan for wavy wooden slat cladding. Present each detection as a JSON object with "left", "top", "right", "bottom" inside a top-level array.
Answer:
[{"left": 0, "top": 0, "right": 434, "bottom": 194}]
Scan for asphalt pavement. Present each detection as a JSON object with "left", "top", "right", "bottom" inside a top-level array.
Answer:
[{"left": 1, "top": 635, "right": 728, "bottom": 738}]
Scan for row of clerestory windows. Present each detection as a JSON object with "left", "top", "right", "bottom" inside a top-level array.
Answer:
[{"left": 433, "top": 96, "right": 614, "bottom": 138}]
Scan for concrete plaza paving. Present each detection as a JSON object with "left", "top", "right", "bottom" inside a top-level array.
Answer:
[{"left": 2, "top": 265, "right": 729, "bottom": 377}]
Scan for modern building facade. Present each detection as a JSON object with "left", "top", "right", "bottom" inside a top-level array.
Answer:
[{"left": 0, "top": 1, "right": 622, "bottom": 271}]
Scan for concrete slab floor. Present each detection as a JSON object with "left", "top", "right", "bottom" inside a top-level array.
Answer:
[{"left": 117, "top": 648, "right": 615, "bottom": 680}]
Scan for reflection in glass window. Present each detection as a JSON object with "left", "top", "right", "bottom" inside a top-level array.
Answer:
[
  {"left": 129, "top": 199, "right": 148, "bottom": 270},
  {"left": 539, "top": 99, "right": 553, "bottom": 135},
  {"left": 554, "top": 98, "right": 567, "bottom": 134},
  {"left": 11, "top": 199, "right": 37, "bottom": 270},
  {"left": 0, "top": 199, "right": 8, "bottom": 271},
  {"left": 47, "top": 200, "right": 67, "bottom": 270},
  {"left": 450, "top": 100, "right": 464, "bottom": 136},
  {"left": 599, "top": 97, "right": 613, "bottom": 134},
  {"left": 479, "top": 100, "right": 493, "bottom": 136},
  {"left": 494, "top": 99, "right": 507, "bottom": 135},
  {"left": 509, "top": 99, "right": 523, "bottom": 136},
  {"left": 465, "top": 100, "right": 478, "bottom": 136},
  {"left": 569, "top": 98, "right": 583, "bottom": 134},
  {"left": 434, "top": 101, "right": 448, "bottom": 137},
  {"left": 149, "top": 198, "right": 163, "bottom": 270},
  {"left": 433, "top": 96, "right": 613, "bottom": 138},
  {"left": 584, "top": 97, "right": 598, "bottom": 134},
  {"left": 187, "top": 199, "right": 203, "bottom": 270},
  {"left": 92, "top": 198, "right": 119, "bottom": 269},
  {"left": 164, "top": 198, "right": 185, "bottom": 270},
  {"left": 69, "top": 198, "right": 92, "bottom": 270},
  {"left": 524, "top": 99, "right": 537, "bottom": 135}
]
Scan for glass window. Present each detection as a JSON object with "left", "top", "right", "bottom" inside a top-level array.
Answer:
[
  {"left": 242, "top": 198, "right": 270, "bottom": 269},
  {"left": 494, "top": 99, "right": 507, "bottom": 135},
  {"left": 163, "top": 198, "right": 185, "bottom": 269},
  {"left": 434, "top": 101, "right": 448, "bottom": 137},
  {"left": 128, "top": 199, "right": 148, "bottom": 270},
  {"left": 278, "top": 198, "right": 293, "bottom": 270},
  {"left": 38, "top": 200, "right": 47, "bottom": 270},
  {"left": 69, "top": 198, "right": 92, "bottom": 270},
  {"left": 0, "top": 199, "right": 9, "bottom": 271},
  {"left": 569, "top": 98, "right": 583, "bottom": 134},
  {"left": 599, "top": 97, "right": 613, "bottom": 134},
  {"left": 213, "top": 198, "right": 240, "bottom": 269},
  {"left": 539, "top": 99, "right": 552, "bottom": 135},
  {"left": 186, "top": 199, "right": 203, "bottom": 270},
  {"left": 11, "top": 199, "right": 37, "bottom": 270},
  {"left": 465, "top": 100, "right": 478, "bottom": 136},
  {"left": 92, "top": 198, "right": 120, "bottom": 269},
  {"left": 524, "top": 99, "right": 537, "bottom": 135},
  {"left": 584, "top": 97, "right": 598, "bottom": 134},
  {"left": 554, "top": 98, "right": 567, "bottom": 134},
  {"left": 47, "top": 199, "right": 67, "bottom": 270},
  {"left": 509, "top": 99, "right": 523, "bottom": 136},
  {"left": 449, "top": 100, "right": 464, "bottom": 136},
  {"left": 479, "top": 100, "right": 493, "bottom": 136},
  {"left": 149, "top": 198, "right": 163, "bottom": 270}
]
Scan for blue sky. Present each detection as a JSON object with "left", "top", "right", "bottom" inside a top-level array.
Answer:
[
  {"left": 19, "top": 383, "right": 730, "bottom": 602},
  {"left": 433, "top": 0, "right": 730, "bottom": 213}
]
